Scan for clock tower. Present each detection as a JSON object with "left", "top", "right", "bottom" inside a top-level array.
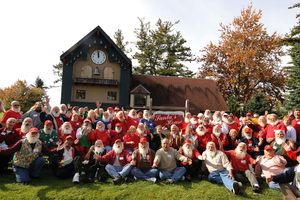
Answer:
[{"left": 60, "top": 26, "right": 132, "bottom": 110}]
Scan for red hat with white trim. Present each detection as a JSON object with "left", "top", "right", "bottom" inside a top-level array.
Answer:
[
  {"left": 192, "top": 115, "right": 198, "bottom": 119},
  {"left": 115, "top": 122, "right": 122, "bottom": 127},
  {"left": 65, "top": 135, "right": 73, "bottom": 140},
  {"left": 45, "top": 120, "right": 53, "bottom": 125},
  {"left": 114, "top": 107, "right": 121, "bottom": 111},
  {"left": 184, "top": 140, "right": 192, "bottom": 144},
  {"left": 84, "top": 118, "right": 91, "bottom": 123}
]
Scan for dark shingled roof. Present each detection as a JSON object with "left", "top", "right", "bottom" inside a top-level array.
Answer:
[{"left": 131, "top": 74, "right": 229, "bottom": 114}]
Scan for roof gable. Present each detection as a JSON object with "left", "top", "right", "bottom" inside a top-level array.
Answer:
[{"left": 131, "top": 84, "right": 151, "bottom": 94}]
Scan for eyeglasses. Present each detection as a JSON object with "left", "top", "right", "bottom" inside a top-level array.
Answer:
[{"left": 13, "top": 105, "right": 20, "bottom": 107}]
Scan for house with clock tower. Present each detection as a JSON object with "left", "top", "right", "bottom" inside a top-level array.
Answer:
[{"left": 60, "top": 26, "right": 132, "bottom": 109}]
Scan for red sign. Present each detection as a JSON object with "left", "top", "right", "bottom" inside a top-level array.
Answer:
[{"left": 153, "top": 111, "right": 184, "bottom": 128}]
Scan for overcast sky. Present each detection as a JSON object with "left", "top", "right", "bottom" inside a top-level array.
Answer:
[{"left": 1, "top": 0, "right": 299, "bottom": 108}]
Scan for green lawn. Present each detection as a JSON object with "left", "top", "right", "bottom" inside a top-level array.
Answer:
[{"left": 0, "top": 166, "right": 283, "bottom": 200}]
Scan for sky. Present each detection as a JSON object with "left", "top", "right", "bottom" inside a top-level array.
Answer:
[{"left": 0, "top": 0, "right": 299, "bottom": 108}]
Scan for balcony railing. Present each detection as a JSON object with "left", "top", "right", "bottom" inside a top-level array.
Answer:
[{"left": 74, "top": 77, "right": 118, "bottom": 86}]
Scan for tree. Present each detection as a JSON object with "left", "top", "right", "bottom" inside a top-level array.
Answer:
[
  {"left": 133, "top": 18, "right": 195, "bottom": 77},
  {"left": 198, "top": 4, "right": 286, "bottom": 104},
  {"left": 227, "top": 96, "right": 242, "bottom": 117},
  {"left": 53, "top": 62, "right": 63, "bottom": 84},
  {"left": 283, "top": 3, "right": 300, "bottom": 111},
  {"left": 244, "top": 93, "right": 272, "bottom": 116},
  {"left": 0, "top": 80, "right": 45, "bottom": 112},
  {"left": 35, "top": 76, "right": 45, "bottom": 89},
  {"left": 114, "top": 29, "right": 132, "bottom": 54}
]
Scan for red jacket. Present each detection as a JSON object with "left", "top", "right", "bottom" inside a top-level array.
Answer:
[
  {"left": 70, "top": 121, "right": 82, "bottom": 132},
  {"left": 180, "top": 148, "right": 201, "bottom": 165},
  {"left": 98, "top": 149, "right": 131, "bottom": 166},
  {"left": 87, "top": 129, "right": 110, "bottom": 146},
  {"left": 111, "top": 118, "right": 128, "bottom": 132},
  {"left": 123, "top": 133, "right": 140, "bottom": 150},
  {"left": 292, "top": 118, "right": 300, "bottom": 140},
  {"left": 224, "top": 150, "right": 255, "bottom": 174},
  {"left": 259, "top": 122, "right": 287, "bottom": 140},
  {"left": 227, "top": 121, "right": 239, "bottom": 132},
  {"left": 110, "top": 130, "right": 126, "bottom": 146},
  {"left": 1, "top": 109, "right": 22, "bottom": 129},
  {"left": 208, "top": 133, "right": 229, "bottom": 150},
  {"left": 196, "top": 132, "right": 211, "bottom": 151}
]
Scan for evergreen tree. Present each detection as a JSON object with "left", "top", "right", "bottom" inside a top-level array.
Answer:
[
  {"left": 114, "top": 29, "right": 132, "bottom": 54},
  {"left": 35, "top": 76, "right": 44, "bottom": 89},
  {"left": 227, "top": 96, "right": 242, "bottom": 117},
  {"left": 53, "top": 62, "right": 63, "bottom": 84},
  {"left": 244, "top": 93, "right": 272, "bottom": 116}
]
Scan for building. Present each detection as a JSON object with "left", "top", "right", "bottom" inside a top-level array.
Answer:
[{"left": 60, "top": 26, "right": 229, "bottom": 114}]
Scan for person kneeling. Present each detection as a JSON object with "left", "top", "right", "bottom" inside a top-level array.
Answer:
[
  {"left": 131, "top": 137, "right": 158, "bottom": 182},
  {"left": 50, "top": 135, "right": 82, "bottom": 183},
  {"left": 81, "top": 139, "right": 108, "bottom": 183},
  {"left": 202, "top": 142, "right": 241, "bottom": 195},
  {"left": 94, "top": 139, "right": 132, "bottom": 185}
]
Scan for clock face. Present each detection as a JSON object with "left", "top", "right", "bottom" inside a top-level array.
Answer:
[{"left": 91, "top": 50, "right": 106, "bottom": 65}]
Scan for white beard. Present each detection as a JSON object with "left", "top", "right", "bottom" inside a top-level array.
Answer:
[
  {"left": 82, "top": 124, "right": 91, "bottom": 130},
  {"left": 143, "top": 116, "right": 150, "bottom": 121},
  {"left": 52, "top": 111, "right": 60, "bottom": 118},
  {"left": 270, "top": 120, "right": 279, "bottom": 126},
  {"left": 183, "top": 146, "right": 193, "bottom": 158},
  {"left": 258, "top": 122, "right": 266, "bottom": 127},
  {"left": 98, "top": 127, "right": 105, "bottom": 132},
  {"left": 113, "top": 143, "right": 124, "bottom": 154},
  {"left": 206, "top": 150, "right": 216, "bottom": 159},
  {"left": 245, "top": 134, "right": 252, "bottom": 139},
  {"left": 95, "top": 146, "right": 105, "bottom": 154},
  {"left": 196, "top": 128, "right": 206, "bottom": 136},
  {"left": 60, "top": 109, "right": 66, "bottom": 115},
  {"left": 191, "top": 119, "right": 198, "bottom": 125},
  {"left": 63, "top": 129, "right": 72, "bottom": 135},
  {"left": 12, "top": 107, "right": 20, "bottom": 113},
  {"left": 102, "top": 117, "right": 110, "bottom": 123},
  {"left": 184, "top": 118, "right": 190, "bottom": 123},
  {"left": 109, "top": 113, "right": 114, "bottom": 119},
  {"left": 235, "top": 148, "right": 246, "bottom": 159},
  {"left": 213, "top": 117, "right": 221, "bottom": 124},
  {"left": 139, "top": 143, "right": 149, "bottom": 156},
  {"left": 222, "top": 117, "right": 228, "bottom": 123},
  {"left": 115, "top": 127, "right": 122, "bottom": 133},
  {"left": 21, "top": 124, "right": 32, "bottom": 133},
  {"left": 44, "top": 127, "right": 53, "bottom": 134},
  {"left": 137, "top": 128, "right": 144, "bottom": 135},
  {"left": 276, "top": 137, "right": 286, "bottom": 145},
  {"left": 118, "top": 118, "right": 124, "bottom": 122},
  {"left": 205, "top": 113, "right": 211, "bottom": 118},
  {"left": 129, "top": 114, "right": 137, "bottom": 119},
  {"left": 214, "top": 131, "right": 221, "bottom": 138},
  {"left": 26, "top": 133, "right": 39, "bottom": 144}
]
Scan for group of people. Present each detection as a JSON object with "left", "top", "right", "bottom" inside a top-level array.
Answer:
[{"left": 1, "top": 99, "right": 300, "bottom": 198}]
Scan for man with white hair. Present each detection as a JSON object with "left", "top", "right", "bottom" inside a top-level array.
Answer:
[
  {"left": 99, "top": 111, "right": 111, "bottom": 130},
  {"left": 179, "top": 140, "right": 202, "bottom": 180},
  {"left": 50, "top": 135, "right": 82, "bottom": 183},
  {"left": 17, "top": 117, "right": 32, "bottom": 139},
  {"left": 195, "top": 124, "right": 210, "bottom": 153},
  {"left": 240, "top": 127, "right": 263, "bottom": 159},
  {"left": 270, "top": 129, "right": 297, "bottom": 167},
  {"left": 88, "top": 121, "right": 112, "bottom": 152},
  {"left": 109, "top": 122, "right": 126, "bottom": 145},
  {"left": 0, "top": 127, "right": 62, "bottom": 183},
  {"left": 94, "top": 139, "right": 132, "bottom": 184},
  {"left": 60, "top": 104, "right": 67, "bottom": 117},
  {"left": 39, "top": 120, "right": 59, "bottom": 150},
  {"left": 58, "top": 121, "right": 76, "bottom": 142},
  {"left": 152, "top": 138, "right": 191, "bottom": 184},
  {"left": 40, "top": 105, "right": 69, "bottom": 130},
  {"left": 259, "top": 114, "right": 287, "bottom": 144},
  {"left": 204, "top": 109, "right": 212, "bottom": 120},
  {"left": 1, "top": 101, "right": 22, "bottom": 129},
  {"left": 202, "top": 142, "right": 241, "bottom": 194},
  {"left": 107, "top": 107, "right": 115, "bottom": 120},
  {"left": 111, "top": 110, "right": 128, "bottom": 132},
  {"left": 211, "top": 111, "right": 229, "bottom": 135},
  {"left": 188, "top": 115, "right": 199, "bottom": 132},
  {"left": 181, "top": 112, "right": 192, "bottom": 133},
  {"left": 165, "top": 124, "right": 184, "bottom": 150},
  {"left": 75, "top": 119, "right": 93, "bottom": 159},
  {"left": 248, "top": 116, "right": 268, "bottom": 138},
  {"left": 224, "top": 143, "right": 260, "bottom": 193},
  {"left": 81, "top": 139, "right": 108, "bottom": 183},
  {"left": 126, "top": 109, "right": 140, "bottom": 128},
  {"left": 139, "top": 110, "right": 156, "bottom": 134},
  {"left": 131, "top": 137, "right": 158, "bottom": 182},
  {"left": 210, "top": 125, "right": 229, "bottom": 151}
]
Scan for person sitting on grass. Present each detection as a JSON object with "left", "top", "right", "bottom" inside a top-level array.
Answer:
[
  {"left": 131, "top": 137, "right": 158, "bottom": 182},
  {"left": 50, "top": 135, "right": 82, "bottom": 183},
  {"left": 0, "top": 127, "right": 62, "bottom": 183},
  {"left": 266, "top": 151, "right": 300, "bottom": 200},
  {"left": 201, "top": 141, "right": 242, "bottom": 195},
  {"left": 81, "top": 139, "right": 108, "bottom": 183},
  {"left": 93, "top": 139, "right": 132, "bottom": 185},
  {"left": 152, "top": 138, "right": 191, "bottom": 184},
  {"left": 223, "top": 142, "right": 261, "bottom": 193}
]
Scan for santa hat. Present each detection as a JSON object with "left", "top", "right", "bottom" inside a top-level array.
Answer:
[
  {"left": 192, "top": 115, "right": 198, "bottom": 119},
  {"left": 45, "top": 120, "right": 53, "bottom": 125},
  {"left": 246, "top": 112, "right": 252, "bottom": 117},
  {"left": 107, "top": 107, "right": 114, "bottom": 110},
  {"left": 29, "top": 127, "right": 39, "bottom": 133},
  {"left": 244, "top": 127, "right": 252, "bottom": 133},
  {"left": 140, "top": 137, "right": 148, "bottom": 143},
  {"left": 115, "top": 122, "right": 122, "bottom": 127},
  {"left": 274, "top": 128, "right": 285, "bottom": 135},
  {"left": 184, "top": 140, "right": 192, "bottom": 145},
  {"left": 84, "top": 118, "right": 91, "bottom": 123},
  {"left": 114, "top": 107, "right": 121, "bottom": 111},
  {"left": 65, "top": 135, "right": 73, "bottom": 140}
]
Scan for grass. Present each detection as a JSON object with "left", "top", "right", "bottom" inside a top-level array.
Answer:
[{"left": 0, "top": 165, "right": 283, "bottom": 200}]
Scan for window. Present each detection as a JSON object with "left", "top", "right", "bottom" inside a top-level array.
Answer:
[
  {"left": 103, "top": 67, "right": 114, "bottom": 79},
  {"left": 134, "top": 94, "right": 147, "bottom": 107},
  {"left": 107, "top": 91, "right": 117, "bottom": 101},
  {"left": 76, "top": 90, "right": 86, "bottom": 99}
]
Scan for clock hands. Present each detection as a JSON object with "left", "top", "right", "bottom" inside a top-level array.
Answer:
[{"left": 97, "top": 50, "right": 99, "bottom": 58}]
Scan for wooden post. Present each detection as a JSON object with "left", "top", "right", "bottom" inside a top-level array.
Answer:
[
  {"left": 149, "top": 98, "right": 153, "bottom": 114},
  {"left": 185, "top": 99, "right": 189, "bottom": 114}
]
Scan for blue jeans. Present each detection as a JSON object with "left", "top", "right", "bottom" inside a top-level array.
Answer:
[
  {"left": 269, "top": 181, "right": 281, "bottom": 191},
  {"left": 105, "top": 164, "right": 132, "bottom": 178},
  {"left": 105, "top": 145, "right": 112, "bottom": 152},
  {"left": 208, "top": 169, "right": 234, "bottom": 191},
  {"left": 125, "top": 148, "right": 133, "bottom": 155},
  {"left": 131, "top": 167, "right": 158, "bottom": 180},
  {"left": 12, "top": 157, "right": 46, "bottom": 183},
  {"left": 159, "top": 167, "right": 186, "bottom": 182}
]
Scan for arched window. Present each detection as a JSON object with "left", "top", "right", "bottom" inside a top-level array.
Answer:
[
  {"left": 81, "top": 65, "right": 92, "bottom": 78},
  {"left": 103, "top": 66, "right": 114, "bottom": 79}
]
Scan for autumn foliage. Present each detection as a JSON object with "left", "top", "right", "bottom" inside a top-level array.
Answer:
[
  {"left": 198, "top": 4, "right": 286, "bottom": 104},
  {"left": 0, "top": 80, "right": 45, "bottom": 112}
]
